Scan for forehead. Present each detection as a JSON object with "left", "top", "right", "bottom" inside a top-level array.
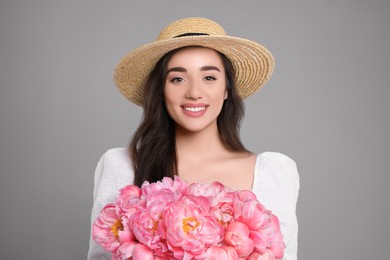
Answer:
[{"left": 167, "top": 47, "right": 224, "bottom": 67}]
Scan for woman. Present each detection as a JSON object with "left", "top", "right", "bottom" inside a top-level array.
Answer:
[{"left": 88, "top": 17, "right": 299, "bottom": 259}]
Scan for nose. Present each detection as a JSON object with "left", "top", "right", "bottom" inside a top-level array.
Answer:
[{"left": 185, "top": 80, "right": 202, "bottom": 100}]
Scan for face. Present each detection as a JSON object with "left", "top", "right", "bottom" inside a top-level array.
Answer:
[{"left": 164, "top": 47, "right": 228, "bottom": 133}]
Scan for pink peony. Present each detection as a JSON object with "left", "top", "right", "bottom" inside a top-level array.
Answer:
[
  {"left": 115, "top": 185, "right": 145, "bottom": 221},
  {"left": 130, "top": 199, "right": 169, "bottom": 255},
  {"left": 188, "top": 181, "right": 231, "bottom": 207},
  {"left": 261, "top": 214, "right": 285, "bottom": 259},
  {"left": 116, "top": 185, "right": 142, "bottom": 208},
  {"left": 205, "top": 245, "right": 239, "bottom": 260},
  {"left": 189, "top": 182, "right": 236, "bottom": 227},
  {"left": 247, "top": 211, "right": 285, "bottom": 258},
  {"left": 132, "top": 243, "right": 155, "bottom": 260},
  {"left": 247, "top": 250, "right": 275, "bottom": 260},
  {"left": 224, "top": 222, "right": 255, "bottom": 258},
  {"left": 232, "top": 191, "right": 285, "bottom": 258},
  {"left": 212, "top": 201, "right": 235, "bottom": 226},
  {"left": 112, "top": 241, "right": 137, "bottom": 260},
  {"left": 142, "top": 177, "right": 188, "bottom": 201},
  {"left": 92, "top": 177, "right": 285, "bottom": 259},
  {"left": 233, "top": 193, "right": 269, "bottom": 231},
  {"left": 164, "top": 195, "right": 223, "bottom": 259},
  {"left": 92, "top": 204, "right": 123, "bottom": 252}
]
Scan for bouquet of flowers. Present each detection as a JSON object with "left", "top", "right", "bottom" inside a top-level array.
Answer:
[{"left": 92, "top": 177, "right": 285, "bottom": 260}]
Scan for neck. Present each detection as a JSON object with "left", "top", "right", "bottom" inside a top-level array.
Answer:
[{"left": 175, "top": 124, "right": 227, "bottom": 162}]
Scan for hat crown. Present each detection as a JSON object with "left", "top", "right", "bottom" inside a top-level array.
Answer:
[{"left": 157, "top": 17, "right": 226, "bottom": 41}]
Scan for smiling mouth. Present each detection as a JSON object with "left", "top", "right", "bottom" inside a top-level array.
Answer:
[{"left": 182, "top": 106, "right": 207, "bottom": 112}]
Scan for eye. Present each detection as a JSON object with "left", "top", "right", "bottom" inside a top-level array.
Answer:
[
  {"left": 170, "top": 77, "right": 184, "bottom": 83},
  {"left": 204, "top": 76, "right": 216, "bottom": 81}
]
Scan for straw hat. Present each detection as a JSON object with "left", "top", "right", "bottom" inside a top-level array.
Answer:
[{"left": 114, "top": 17, "right": 275, "bottom": 106}]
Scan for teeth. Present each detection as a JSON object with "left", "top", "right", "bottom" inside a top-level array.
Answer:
[{"left": 183, "top": 107, "right": 206, "bottom": 112}]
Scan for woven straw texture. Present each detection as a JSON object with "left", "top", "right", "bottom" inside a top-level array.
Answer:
[{"left": 114, "top": 17, "right": 275, "bottom": 106}]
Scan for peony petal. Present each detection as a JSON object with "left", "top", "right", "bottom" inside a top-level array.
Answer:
[
  {"left": 92, "top": 204, "right": 122, "bottom": 252},
  {"left": 237, "top": 190, "right": 257, "bottom": 201},
  {"left": 224, "top": 222, "right": 254, "bottom": 258},
  {"left": 112, "top": 241, "right": 137, "bottom": 260},
  {"left": 223, "top": 246, "right": 239, "bottom": 260},
  {"left": 270, "top": 242, "right": 285, "bottom": 259},
  {"left": 249, "top": 231, "right": 267, "bottom": 253},
  {"left": 248, "top": 251, "right": 274, "bottom": 260},
  {"left": 205, "top": 246, "right": 232, "bottom": 260},
  {"left": 132, "top": 243, "right": 154, "bottom": 260},
  {"left": 226, "top": 222, "right": 250, "bottom": 237}
]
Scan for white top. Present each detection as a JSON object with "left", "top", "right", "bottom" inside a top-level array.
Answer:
[{"left": 88, "top": 148, "right": 300, "bottom": 260}]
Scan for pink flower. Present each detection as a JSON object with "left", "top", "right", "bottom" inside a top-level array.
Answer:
[
  {"left": 212, "top": 201, "right": 235, "bottom": 226},
  {"left": 236, "top": 190, "right": 258, "bottom": 201},
  {"left": 248, "top": 214, "right": 285, "bottom": 258},
  {"left": 189, "top": 182, "right": 235, "bottom": 226},
  {"left": 112, "top": 241, "right": 137, "bottom": 260},
  {"left": 233, "top": 195, "right": 269, "bottom": 231},
  {"left": 142, "top": 177, "right": 187, "bottom": 201},
  {"left": 115, "top": 185, "right": 144, "bottom": 219},
  {"left": 164, "top": 195, "right": 223, "bottom": 259},
  {"left": 205, "top": 246, "right": 239, "bottom": 260},
  {"left": 232, "top": 191, "right": 285, "bottom": 258},
  {"left": 249, "top": 230, "right": 268, "bottom": 255},
  {"left": 132, "top": 243, "right": 155, "bottom": 260},
  {"left": 188, "top": 181, "right": 230, "bottom": 207},
  {"left": 261, "top": 214, "right": 285, "bottom": 259},
  {"left": 130, "top": 199, "right": 169, "bottom": 255},
  {"left": 247, "top": 250, "right": 274, "bottom": 260},
  {"left": 169, "top": 176, "right": 189, "bottom": 194},
  {"left": 92, "top": 177, "right": 285, "bottom": 259},
  {"left": 116, "top": 185, "right": 142, "bottom": 207},
  {"left": 92, "top": 204, "right": 123, "bottom": 252},
  {"left": 144, "top": 185, "right": 177, "bottom": 208},
  {"left": 224, "top": 222, "right": 255, "bottom": 258},
  {"left": 117, "top": 215, "right": 135, "bottom": 243}
]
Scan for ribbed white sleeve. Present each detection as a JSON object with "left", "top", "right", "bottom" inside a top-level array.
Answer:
[
  {"left": 88, "top": 148, "right": 134, "bottom": 260},
  {"left": 87, "top": 148, "right": 300, "bottom": 260},
  {"left": 251, "top": 152, "right": 300, "bottom": 260}
]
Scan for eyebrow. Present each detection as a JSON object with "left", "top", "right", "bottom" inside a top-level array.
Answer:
[
  {"left": 166, "top": 66, "right": 221, "bottom": 74},
  {"left": 200, "top": 66, "right": 221, "bottom": 72},
  {"left": 167, "top": 67, "right": 187, "bottom": 73}
]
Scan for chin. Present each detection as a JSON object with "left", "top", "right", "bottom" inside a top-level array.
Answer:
[{"left": 176, "top": 121, "right": 217, "bottom": 134}]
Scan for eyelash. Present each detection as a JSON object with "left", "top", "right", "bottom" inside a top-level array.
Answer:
[
  {"left": 170, "top": 77, "right": 184, "bottom": 83},
  {"left": 204, "top": 76, "right": 216, "bottom": 81},
  {"left": 169, "top": 75, "right": 217, "bottom": 83}
]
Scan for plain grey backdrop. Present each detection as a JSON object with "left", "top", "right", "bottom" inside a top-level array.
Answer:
[{"left": 1, "top": 0, "right": 389, "bottom": 259}]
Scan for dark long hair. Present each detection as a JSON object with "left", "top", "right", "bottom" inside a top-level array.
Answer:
[{"left": 130, "top": 47, "right": 248, "bottom": 187}]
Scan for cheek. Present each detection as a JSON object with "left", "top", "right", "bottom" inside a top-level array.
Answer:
[
  {"left": 163, "top": 86, "right": 181, "bottom": 118},
  {"left": 216, "top": 82, "right": 228, "bottom": 102},
  {"left": 164, "top": 86, "right": 178, "bottom": 106}
]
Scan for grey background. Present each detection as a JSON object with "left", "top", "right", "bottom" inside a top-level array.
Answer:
[{"left": 1, "top": 0, "right": 389, "bottom": 259}]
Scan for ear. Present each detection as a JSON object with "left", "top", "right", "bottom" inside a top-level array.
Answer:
[{"left": 224, "top": 90, "right": 228, "bottom": 100}]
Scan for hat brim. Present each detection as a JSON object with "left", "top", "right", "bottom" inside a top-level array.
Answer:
[{"left": 114, "top": 35, "right": 275, "bottom": 106}]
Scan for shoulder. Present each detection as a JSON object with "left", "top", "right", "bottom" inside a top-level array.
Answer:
[
  {"left": 258, "top": 152, "right": 297, "bottom": 169},
  {"left": 93, "top": 147, "right": 134, "bottom": 199},
  {"left": 256, "top": 152, "right": 299, "bottom": 185},
  {"left": 252, "top": 152, "right": 300, "bottom": 204},
  {"left": 98, "top": 147, "right": 131, "bottom": 166},
  {"left": 96, "top": 147, "right": 133, "bottom": 179}
]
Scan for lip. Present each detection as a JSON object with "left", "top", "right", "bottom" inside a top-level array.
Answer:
[{"left": 181, "top": 103, "right": 208, "bottom": 118}]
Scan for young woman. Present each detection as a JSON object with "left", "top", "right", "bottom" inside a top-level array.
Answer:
[{"left": 88, "top": 17, "right": 299, "bottom": 259}]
